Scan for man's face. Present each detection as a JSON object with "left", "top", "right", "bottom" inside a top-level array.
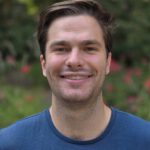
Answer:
[{"left": 40, "top": 15, "right": 111, "bottom": 102}]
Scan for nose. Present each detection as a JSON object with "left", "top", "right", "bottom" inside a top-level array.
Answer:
[{"left": 65, "top": 48, "right": 83, "bottom": 69}]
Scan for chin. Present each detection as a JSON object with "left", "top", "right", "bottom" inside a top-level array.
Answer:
[
  {"left": 60, "top": 91, "right": 95, "bottom": 103},
  {"left": 52, "top": 85, "right": 101, "bottom": 103}
]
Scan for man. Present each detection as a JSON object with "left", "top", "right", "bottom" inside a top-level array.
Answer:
[{"left": 0, "top": 0, "right": 150, "bottom": 149}]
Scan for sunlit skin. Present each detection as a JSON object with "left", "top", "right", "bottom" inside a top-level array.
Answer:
[
  {"left": 40, "top": 15, "right": 112, "bottom": 140},
  {"left": 41, "top": 15, "right": 111, "bottom": 103}
]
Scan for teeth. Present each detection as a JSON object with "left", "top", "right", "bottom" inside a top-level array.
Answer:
[{"left": 63, "top": 75, "right": 88, "bottom": 80}]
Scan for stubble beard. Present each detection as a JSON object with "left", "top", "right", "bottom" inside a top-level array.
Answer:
[{"left": 49, "top": 76, "right": 106, "bottom": 111}]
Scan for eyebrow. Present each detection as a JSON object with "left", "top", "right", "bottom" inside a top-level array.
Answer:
[
  {"left": 49, "top": 40, "right": 102, "bottom": 48},
  {"left": 50, "top": 41, "right": 69, "bottom": 48},
  {"left": 81, "top": 40, "right": 102, "bottom": 47}
]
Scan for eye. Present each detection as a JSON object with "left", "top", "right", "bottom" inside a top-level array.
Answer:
[
  {"left": 84, "top": 46, "right": 98, "bottom": 52},
  {"left": 53, "top": 47, "right": 70, "bottom": 53},
  {"left": 56, "top": 48, "right": 66, "bottom": 52}
]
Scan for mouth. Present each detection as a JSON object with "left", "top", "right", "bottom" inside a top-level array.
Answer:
[
  {"left": 60, "top": 74, "right": 92, "bottom": 80},
  {"left": 59, "top": 72, "right": 94, "bottom": 87},
  {"left": 60, "top": 71, "right": 93, "bottom": 79}
]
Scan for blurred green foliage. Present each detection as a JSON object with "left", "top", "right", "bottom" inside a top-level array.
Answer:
[
  {"left": 102, "top": 0, "right": 150, "bottom": 63},
  {"left": 0, "top": 81, "right": 50, "bottom": 128},
  {"left": 0, "top": 0, "right": 150, "bottom": 128},
  {"left": 0, "top": 0, "right": 37, "bottom": 63},
  {"left": 0, "top": 0, "right": 150, "bottom": 63}
]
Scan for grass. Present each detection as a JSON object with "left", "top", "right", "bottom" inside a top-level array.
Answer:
[{"left": 0, "top": 80, "right": 51, "bottom": 128}]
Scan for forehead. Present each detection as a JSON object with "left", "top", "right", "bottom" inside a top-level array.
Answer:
[{"left": 47, "top": 15, "right": 105, "bottom": 45}]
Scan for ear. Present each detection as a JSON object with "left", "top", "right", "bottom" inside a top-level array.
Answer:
[
  {"left": 40, "top": 54, "right": 47, "bottom": 77},
  {"left": 106, "top": 52, "right": 112, "bottom": 75}
]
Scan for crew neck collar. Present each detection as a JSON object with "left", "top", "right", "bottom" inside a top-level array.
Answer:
[{"left": 45, "top": 107, "right": 116, "bottom": 145}]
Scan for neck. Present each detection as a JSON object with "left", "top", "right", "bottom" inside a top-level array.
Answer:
[{"left": 49, "top": 94, "right": 111, "bottom": 141}]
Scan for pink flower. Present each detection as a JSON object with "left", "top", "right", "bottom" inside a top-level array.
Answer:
[
  {"left": 127, "top": 96, "right": 136, "bottom": 103},
  {"left": 133, "top": 68, "right": 141, "bottom": 77},
  {"left": 25, "top": 95, "right": 33, "bottom": 102},
  {"left": 106, "top": 83, "right": 114, "bottom": 92},
  {"left": 20, "top": 64, "right": 30, "bottom": 74},
  {"left": 144, "top": 78, "right": 150, "bottom": 92},
  {"left": 110, "top": 59, "right": 121, "bottom": 73},
  {"left": 123, "top": 73, "right": 132, "bottom": 84}
]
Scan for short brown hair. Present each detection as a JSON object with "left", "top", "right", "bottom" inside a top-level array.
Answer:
[{"left": 37, "top": 0, "right": 114, "bottom": 57}]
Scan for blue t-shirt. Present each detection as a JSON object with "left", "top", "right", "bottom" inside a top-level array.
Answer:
[{"left": 0, "top": 108, "right": 150, "bottom": 150}]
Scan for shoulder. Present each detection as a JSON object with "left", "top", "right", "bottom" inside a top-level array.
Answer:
[
  {"left": 114, "top": 108, "right": 150, "bottom": 127},
  {"left": 113, "top": 108, "right": 150, "bottom": 141},
  {"left": 0, "top": 110, "right": 47, "bottom": 148}
]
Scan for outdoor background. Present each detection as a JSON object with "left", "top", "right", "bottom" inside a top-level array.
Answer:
[{"left": 0, "top": 0, "right": 150, "bottom": 128}]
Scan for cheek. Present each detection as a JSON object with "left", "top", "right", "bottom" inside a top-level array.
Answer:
[
  {"left": 86, "top": 55, "right": 107, "bottom": 72},
  {"left": 45, "top": 55, "right": 64, "bottom": 76}
]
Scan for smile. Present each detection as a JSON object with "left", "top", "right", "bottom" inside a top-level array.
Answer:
[
  {"left": 60, "top": 72, "right": 93, "bottom": 82},
  {"left": 61, "top": 75, "right": 91, "bottom": 80}
]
